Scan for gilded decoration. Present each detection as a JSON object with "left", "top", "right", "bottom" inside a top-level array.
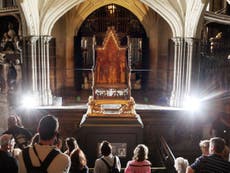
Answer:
[{"left": 81, "top": 27, "right": 143, "bottom": 127}]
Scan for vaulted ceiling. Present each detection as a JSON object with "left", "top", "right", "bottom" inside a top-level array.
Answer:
[{"left": 18, "top": 0, "right": 208, "bottom": 38}]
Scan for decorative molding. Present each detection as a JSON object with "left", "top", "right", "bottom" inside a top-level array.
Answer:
[
  {"left": 184, "top": 0, "right": 207, "bottom": 37},
  {"left": 204, "top": 11, "right": 230, "bottom": 25},
  {"left": 0, "top": 7, "right": 19, "bottom": 15}
]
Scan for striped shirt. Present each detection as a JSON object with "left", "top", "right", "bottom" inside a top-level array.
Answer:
[{"left": 191, "top": 154, "right": 230, "bottom": 173}]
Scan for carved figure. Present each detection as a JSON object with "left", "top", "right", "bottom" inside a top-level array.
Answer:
[
  {"left": 86, "top": 96, "right": 104, "bottom": 115},
  {"left": 119, "top": 98, "right": 136, "bottom": 114}
]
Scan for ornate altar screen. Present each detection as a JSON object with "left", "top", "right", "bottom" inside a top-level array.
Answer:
[{"left": 80, "top": 27, "right": 143, "bottom": 127}]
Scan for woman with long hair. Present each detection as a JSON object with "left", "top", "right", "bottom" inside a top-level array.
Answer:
[
  {"left": 69, "top": 148, "right": 88, "bottom": 173},
  {"left": 64, "top": 137, "right": 78, "bottom": 156},
  {"left": 125, "top": 144, "right": 151, "bottom": 173}
]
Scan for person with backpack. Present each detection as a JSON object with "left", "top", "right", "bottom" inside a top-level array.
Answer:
[
  {"left": 94, "top": 140, "right": 121, "bottom": 173},
  {"left": 124, "top": 144, "right": 151, "bottom": 173},
  {"left": 17, "top": 115, "right": 71, "bottom": 173}
]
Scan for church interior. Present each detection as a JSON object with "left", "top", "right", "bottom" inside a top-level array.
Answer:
[{"left": 0, "top": 0, "right": 230, "bottom": 172}]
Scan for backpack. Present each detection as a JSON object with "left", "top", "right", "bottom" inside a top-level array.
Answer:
[
  {"left": 101, "top": 156, "right": 120, "bottom": 173},
  {"left": 22, "top": 146, "right": 60, "bottom": 173}
]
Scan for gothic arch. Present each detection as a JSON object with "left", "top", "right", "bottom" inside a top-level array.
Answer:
[
  {"left": 71, "top": 1, "right": 150, "bottom": 37},
  {"left": 16, "top": 0, "right": 206, "bottom": 38}
]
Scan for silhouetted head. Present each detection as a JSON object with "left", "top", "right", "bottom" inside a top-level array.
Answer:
[
  {"left": 209, "top": 137, "right": 225, "bottom": 154},
  {"left": 100, "top": 140, "right": 112, "bottom": 156},
  {"left": 38, "top": 115, "right": 59, "bottom": 141},
  {"left": 70, "top": 148, "right": 87, "bottom": 170},
  {"left": 65, "top": 137, "right": 78, "bottom": 153}
]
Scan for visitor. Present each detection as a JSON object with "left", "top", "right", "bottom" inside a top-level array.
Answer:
[
  {"left": 64, "top": 137, "right": 79, "bottom": 156},
  {"left": 17, "top": 115, "right": 71, "bottom": 173},
  {"left": 3, "top": 115, "right": 32, "bottom": 149},
  {"left": 124, "top": 144, "right": 151, "bottom": 173},
  {"left": 69, "top": 147, "right": 89, "bottom": 173},
  {"left": 186, "top": 137, "right": 230, "bottom": 173},
  {"left": 0, "top": 134, "right": 18, "bottom": 173},
  {"left": 94, "top": 140, "right": 121, "bottom": 173}
]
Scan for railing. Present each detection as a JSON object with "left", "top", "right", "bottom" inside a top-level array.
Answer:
[
  {"left": 158, "top": 136, "right": 176, "bottom": 173},
  {"left": 88, "top": 167, "right": 167, "bottom": 173}
]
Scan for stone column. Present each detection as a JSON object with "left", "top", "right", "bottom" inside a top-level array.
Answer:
[
  {"left": 40, "top": 36, "right": 53, "bottom": 105},
  {"left": 170, "top": 37, "right": 184, "bottom": 107},
  {"left": 170, "top": 37, "right": 200, "bottom": 107},
  {"left": 22, "top": 35, "right": 53, "bottom": 106},
  {"left": 184, "top": 38, "right": 200, "bottom": 98},
  {"left": 0, "top": 93, "right": 9, "bottom": 132}
]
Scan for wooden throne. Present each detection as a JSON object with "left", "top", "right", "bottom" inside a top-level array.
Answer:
[{"left": 80, "top": 27, "right": 143, "bottom": 127}]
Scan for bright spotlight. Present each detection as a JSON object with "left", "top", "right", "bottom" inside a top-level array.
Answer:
[
  {"left": 21, "top": 95, "right": 39, "bottom": 109},
  {"left": 183, "top": 96, "right": 201, "bottom": 111}
]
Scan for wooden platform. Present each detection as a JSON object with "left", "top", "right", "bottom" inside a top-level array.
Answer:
[{"left": 79, "top": 113, "right": 143, "bottom": 127}]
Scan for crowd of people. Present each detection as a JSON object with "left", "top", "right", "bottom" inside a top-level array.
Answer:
[
  {"left": 173, "top": 109, "right": 230, "bottom": 173},
  {"left": 0, "top": 113, "right": 230, "bottom": 173},
  {"left": 0, "top": 114, "right": 152, "bottom": 173},
  {"left": 174, "top": 138, "right": 230, "bottom": 173}
]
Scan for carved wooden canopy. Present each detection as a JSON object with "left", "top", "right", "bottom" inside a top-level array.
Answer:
[{"left": 92, "top": 27, "right": 130, "bottom": 100}]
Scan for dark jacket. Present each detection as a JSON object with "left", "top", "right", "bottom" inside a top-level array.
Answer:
[{"left": 0, "top": 150, "right": 18, "bottom": 173}]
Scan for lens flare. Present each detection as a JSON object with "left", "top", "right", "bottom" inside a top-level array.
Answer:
[
  {"left": 21, "top": 95, "right": 39, "bottom": 108},
  {"left": 183, "top": 96, "right": 201, "bottom": 111}
]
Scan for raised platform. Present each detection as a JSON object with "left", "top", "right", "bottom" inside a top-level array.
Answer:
[
  {"left": 79, "top": 113, "right": 143, "bottom": 127},
  {"left": 80, "top": 96, "right": 144, "bottom": 127}
]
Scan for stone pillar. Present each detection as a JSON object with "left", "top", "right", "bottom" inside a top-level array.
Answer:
[
  {"left": 22, "top": 35, "right": 53, "bottom": 106},
  {"left": 170, "top": 37, "right": 184, "bottom": 107},
  {"left": 170, "top": 37, "right": 200, "bottom": 107},
  {"left": 0, "top": 93, "right": 9, "bottom": 132},
  {"left": 40, "top": 36, "right": 53, "bottom": 105},
  {"left": 184, "top": 38, "right": 200, "bottom": 97}
]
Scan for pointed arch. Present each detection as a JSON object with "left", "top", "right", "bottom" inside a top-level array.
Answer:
[
  {"left": 140, "top": 0, "right": 184, "bottom": 37},
  {"left": 18, "top": 0, "right": 207, "bottom": 37}
]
